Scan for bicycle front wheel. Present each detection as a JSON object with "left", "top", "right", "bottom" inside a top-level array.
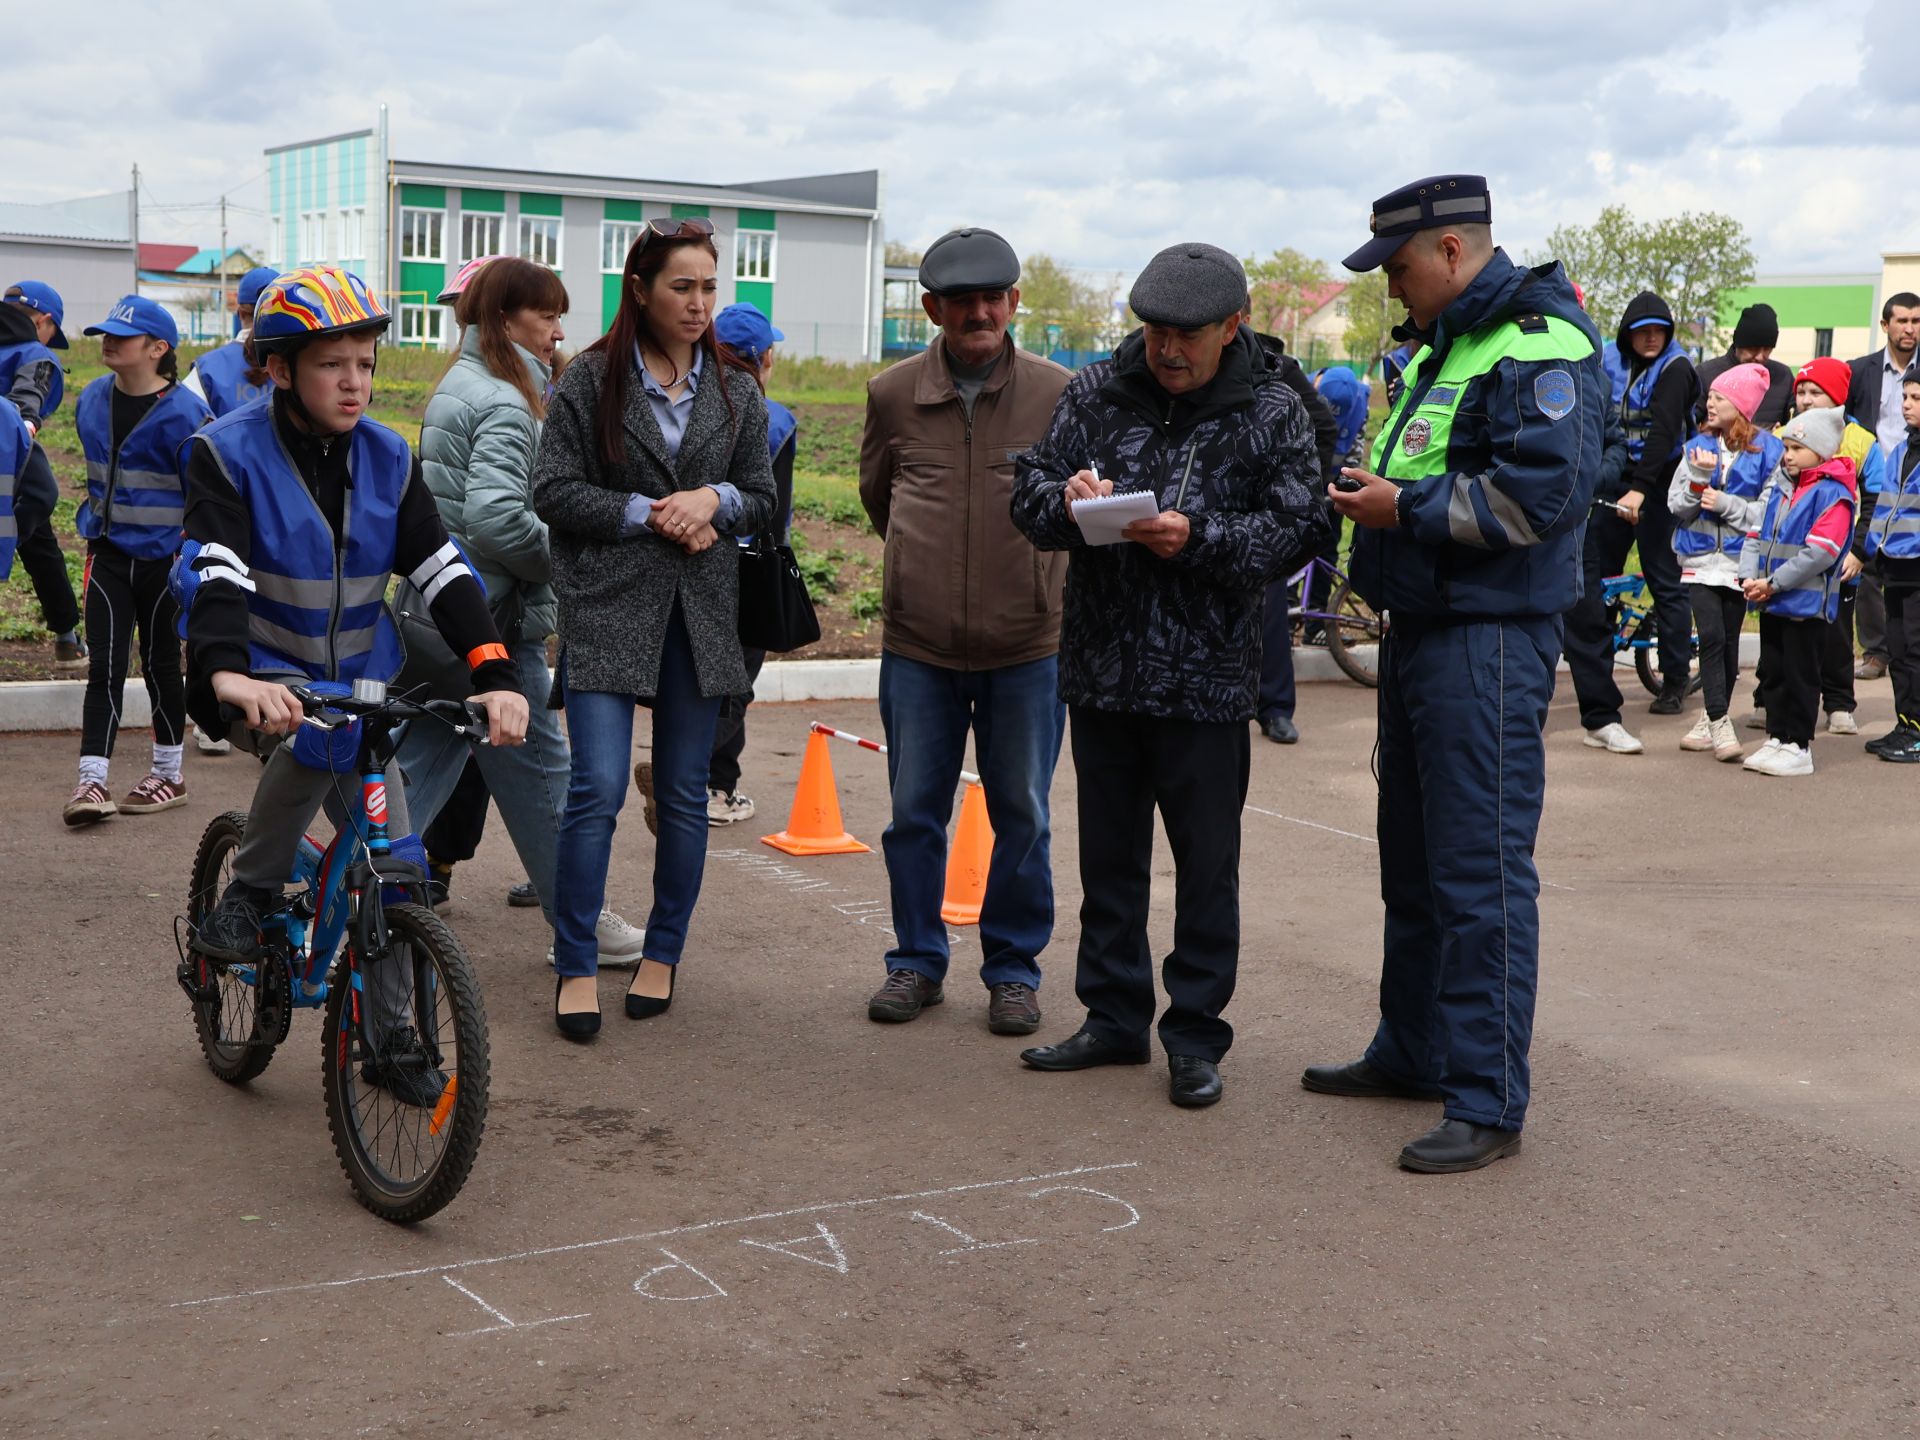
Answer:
[
  {"left": 185, "top": 810, "right": 276, "bottom": 1084},
  {"left": 322, "top": 902, "right": 490, "bottom": 1223},
  {"left": 1324, "top": 577, "right": 1383, "bottom": 688}
]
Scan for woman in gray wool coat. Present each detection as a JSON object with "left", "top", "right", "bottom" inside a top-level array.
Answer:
[{"left": 532, "top": 219, "right": 776, "bottom": 1040}]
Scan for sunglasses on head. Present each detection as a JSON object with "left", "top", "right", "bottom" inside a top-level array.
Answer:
[{"left": 638, "top": 216, "right": 715, "bottom": 249}]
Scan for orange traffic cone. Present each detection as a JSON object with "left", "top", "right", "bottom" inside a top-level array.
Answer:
[
  {"left": 940, "top": 782, "right": 995, "bottom": 926},
  {"left": 761, "top": 731, "right": 871, "bottom": 856}
]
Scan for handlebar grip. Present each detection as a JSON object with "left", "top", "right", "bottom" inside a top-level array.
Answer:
[{"left": 217, "top": 703, "right": 241, "bottom": 726}]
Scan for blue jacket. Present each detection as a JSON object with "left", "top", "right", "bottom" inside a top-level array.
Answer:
[
  {"left": 0, "top": 395, "right": 27, "bottom": 578},
  {"left": 1315, "top": 366, "right": 1370, "bottom": 460},
  {"left": 188, "top": 340, "right": 273, "bottom": 419},
  {"left": 1352, "top": 251, "right": 1605, "bottom": 620},
  {"left": 74, "top": 379, "right": 210, "bottom": 560},
  {"left": 1672, "top": 429, "right": 1782, "bottom": 560},
  {"left": 1868, "top": 438, "right": 1920, "bottom": 559},
  {"left": 192, "top": 403, "right": 412, "bottom": 683},
  {"left": 0, "top": 337, "right": 64, "bottom": 426}
]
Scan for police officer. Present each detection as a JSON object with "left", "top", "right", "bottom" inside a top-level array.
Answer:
[{"left": 1305, "top": 175, "right": 1604, "bottom": 1173}]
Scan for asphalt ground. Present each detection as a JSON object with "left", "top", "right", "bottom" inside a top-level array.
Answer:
[{"left": 4, "top": 671, "right": 1919, "bottom": 1438}]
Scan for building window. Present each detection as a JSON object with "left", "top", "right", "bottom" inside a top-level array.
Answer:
[
  {"left": 300, "top": 212, "right": 321, "bottom": 263},
  {"left": 1814, "top": 328, "right": 1834, "bottom": 359},
  {"left": 735, "top": 230, "right": 776, "bottom": 282},
  {"left": 398, "top": 303, "right": 448, "bottom": 348},
  {"left": 345, "top": 208, "right": 365, "bottom": 261},
  {"left": 270, "top": 217, "right": 283, "bottom": 268},
  {"left": 519, "top": 215, "right": 563, "bottom": 269},
  {"left": 602, "top": 220, "right": 642, "bottom": 273},
  {"left": 461, "top": 212, "right": 505, "bottom": 262},
  {"left": 399, "top": 207, "right": 443, "bottom": 262}
]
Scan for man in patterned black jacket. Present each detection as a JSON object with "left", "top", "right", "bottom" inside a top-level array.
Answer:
[{"left": 1009, "top": 241, "right": 1328, "bottom": 1110}]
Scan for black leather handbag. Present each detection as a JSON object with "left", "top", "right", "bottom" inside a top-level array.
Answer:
[{"left": 736, "top": 532, "right": 820, "bottom": 653}]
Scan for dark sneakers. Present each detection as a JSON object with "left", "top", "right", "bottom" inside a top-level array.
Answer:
[
  {"left": 868, "top": 968, "right": 944, "bottom": 1022},
  {"left": 361, "top": 1025, "right": 449, "bottom": 1107},
  {"left": 1872, "top": 724, "right": 1920, "bottom": 762},
  {"left": 193, "top": 883, "right": 273, "bottom": 964},
  {"left": 987, "top": 982, "right": 1042, "bottom": 1035},
  {"left": 1648, "top": 680, "right": 1687, "bottom": 715}
]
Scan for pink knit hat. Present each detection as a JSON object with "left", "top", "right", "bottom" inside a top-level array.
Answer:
[{"left": 1709, "top": 361, "right": 1771, "bottom": 421}]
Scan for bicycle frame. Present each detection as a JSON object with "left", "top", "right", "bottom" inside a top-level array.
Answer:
[{"left": 1284, "top": 553, "right": 1353, "bottom": 626}]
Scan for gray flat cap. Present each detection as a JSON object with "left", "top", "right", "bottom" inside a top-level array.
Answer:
[
  {"left": 918, "top": 227, "right": 1020, "bottom": 296},
  {"left": 1129, "top": 242, "right": 1248, "bottom": 328}
]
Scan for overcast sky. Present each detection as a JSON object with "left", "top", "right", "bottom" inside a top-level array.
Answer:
[{"left": 8, "top": 0, "right": 1915, "bottom": 282}]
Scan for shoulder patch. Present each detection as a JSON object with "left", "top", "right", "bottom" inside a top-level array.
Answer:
[
  {"left": 1534, "top": 368, "right": 1576, "bottom": 421},
  {"left": 1515, "top": 313, "right": 1548, "bottom": 334}
]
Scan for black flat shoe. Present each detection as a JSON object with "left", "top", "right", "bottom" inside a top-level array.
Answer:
[
  {"left": 554, "top": 975, "right": 601, "bottom": 1041},
  {"left": 626, "top": 960, "right": 675, "bottom": 1020},
  {"left": 1398, "top": 1118, "right": 1522, "bottom": 1174},
  {"left": 1019, "top": 1028, "right": 1150, "bottom": 1071},
  {"left": 1301, "top": 1057, "right": 1444, "bottom": 1100},
  {"left": 1168, "top": 1054, "right": 1223, "bottom": 1107}
]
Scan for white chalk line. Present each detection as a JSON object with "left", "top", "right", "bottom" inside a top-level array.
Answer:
[
  {"left": 1242, "top": 803, "right": 1575, "bottom": 893},
  {"left": 172, "top": 1160, "right": 1141, "bottom": 1311}
]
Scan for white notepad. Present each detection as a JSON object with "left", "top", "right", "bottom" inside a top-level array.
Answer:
[{"left": 1072, "top": 489, "right": 1159, "bottom": 545}]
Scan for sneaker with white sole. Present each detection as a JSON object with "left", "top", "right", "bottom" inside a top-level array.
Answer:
[
  {"left": 193, "top": 724, "right": 231, "bottom": 755},
  {"left": 707, "top": 787, "right": 756, "bottom": 825},
  {"left": 1709, "top": 715, "right": 1744, "bottom": 762},
  {"left": 1678, "top": 714, "right": 1714, "bottom": 751},
  {"left": 596, "top": 908, "right": 646, "bottom": 963},
  {"left": 119, "top": 772, "right": 187, "bottom": 814},
  {"left": 1582, "top": 722, "right": 1644, "bottom": 754},
  {"left": 1826, "top": 709, "right": 1860, "bottom": 736},
  {"left": 62, "top": 779, "right": 116, "bottom": 826},
  {"left": 1742, "top": 736, "right": 1782, "bottom": 772},
  {"left": 1750, "top": 740, "right": 1813, "bottom": 777}
]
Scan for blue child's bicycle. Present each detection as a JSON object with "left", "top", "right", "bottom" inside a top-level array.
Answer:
[{"left": 175, "top": 681, "right": 493, "bottom": 1223}]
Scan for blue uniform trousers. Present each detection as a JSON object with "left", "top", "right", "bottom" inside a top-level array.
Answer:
[
  {"left": 1363, "top": 615, "right": 1560, "bottom": 1131},
  {"left": 1258, "top": 577, "right": 1296, "bottom": 723}
]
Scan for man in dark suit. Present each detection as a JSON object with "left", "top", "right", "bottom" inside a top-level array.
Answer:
[
  {"left": 1694, "top": 303, "right": 1794, "bottom": 429},
  {"left": 1845, "top": 291, "right": 1920, "bottom": 677}
]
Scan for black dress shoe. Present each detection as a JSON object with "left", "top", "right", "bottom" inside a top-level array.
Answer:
[
  {"left": 1398, "top": 1118, "right": 1522, "bottom": 1173},
  {"left": 1300, "top": 1058, "right": 1444, "bottom": 1100},
  {"left": 554, "top": 976, "right": 601, "bottom": 1041},
  {"left": 1168, "top": 1054, "right": 1222, "bottom": 1107},
  {"left": 1020, "top": 1029, "right": 1150, "bottom": 1071},
  {"left": 1261, "top": 714, "right": 1299, "bottom": 745},
  {"left": 626, "top": 961, "right": 675, "bottom": 1020}
]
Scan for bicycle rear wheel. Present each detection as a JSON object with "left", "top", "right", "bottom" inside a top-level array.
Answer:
[
  {"left": 1324, "top": 577, "right": 1383, "bottom": 688},
  {"left": 323, "top": 902, "right": 489, "bottom": 1223},
  {"left": 184, "top": 810, "right": 276, "bottom": 1084}
]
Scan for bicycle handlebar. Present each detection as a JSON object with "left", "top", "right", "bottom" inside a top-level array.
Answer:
[{"left": 217, "top": 687, "right": 491, "bottom": 744}]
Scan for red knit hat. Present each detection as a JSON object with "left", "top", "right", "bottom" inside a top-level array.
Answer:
[{"left": 1795, "top": 356, "right": 1850, "bottom": 407}]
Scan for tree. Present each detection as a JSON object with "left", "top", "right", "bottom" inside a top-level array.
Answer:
[
  {"left": 1013, "top": 253, "right": 1118, "bottom": 352},
  {"left": 1244, "top": 248, "right": 1331, "bottom": 352},
  {"left": 1532, "top": 206, "right": 1756, "bottom": 352},
  {"left": 884, "top": 240, "right": 922, "bottom": 267},
  {"left": 1341, "top": 269, "right": 1396, "bottom": 374}
]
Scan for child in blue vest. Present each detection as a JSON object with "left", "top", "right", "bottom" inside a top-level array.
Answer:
[
  {"left": 1667, "top": 362, "right": 1781, "bottom": 761},
  {"left": 1862, "top": 373, "right": 1920, "bottom": 761},
  {"left": 178, "top": 269, "right": 526, "bottom": 1019},
  {"left": 1, "top": 281, "right": 85, "bottom": 667},
  {"left": 181, "top": 266, "right": 279, "bottom": 419},
  {"left": 0, "top": 394, "right": 28, "bottom": 580},
  {"left": 1738, "top": 407, "right": 1857, "bottom": 777},
  {"left": 61, "top": 297, "right": 211, "bottom": 826}
]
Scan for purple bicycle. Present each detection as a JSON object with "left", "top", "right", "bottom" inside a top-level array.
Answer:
[{"left": 1287, "top": 551, "right": 1383, "bottom": 687}]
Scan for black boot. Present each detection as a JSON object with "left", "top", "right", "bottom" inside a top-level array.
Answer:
[
  {"left": 193, "top": 882, "right": 273, "bottom": 963},
  {"left": 1648, "top": 678, "right": 1687, "bottom": 715}
]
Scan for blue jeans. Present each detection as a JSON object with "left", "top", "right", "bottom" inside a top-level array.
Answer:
[
  {"left": 394, "top": 637, "right": 569, "bottom": 926},
  {"left": 552, "top": 610, "right": 720, "bottom": 977},
  {"left": 876, "top": 650, "right": 1065, "bottom": 989}
]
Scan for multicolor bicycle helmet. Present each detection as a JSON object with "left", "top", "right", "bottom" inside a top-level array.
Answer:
[
  {"left": 436, "top": 254, "right": 506, "bottom": 305},
  {"left": 251, "top": 265, "right": 390, "bottom": 357}
]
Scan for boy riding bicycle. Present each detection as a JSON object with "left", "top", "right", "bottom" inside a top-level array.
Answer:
[{"left": 178, "top": 266, "right": 528, "bottom": 1009}]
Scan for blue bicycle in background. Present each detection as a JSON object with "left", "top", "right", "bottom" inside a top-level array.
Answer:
[
  {"left": 175, "top": 681, "right": 493, "bottom": 1223},
  {"left": 1592, "top": 502, "right": 1701, "bottom": 695}
]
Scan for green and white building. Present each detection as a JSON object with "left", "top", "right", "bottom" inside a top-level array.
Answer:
[{"left": 265, "top": 117, "right": 885, "bottom": 359}]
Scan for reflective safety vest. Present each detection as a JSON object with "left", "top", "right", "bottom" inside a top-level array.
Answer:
[
  {"left": 190, "top": 340, "right": 274, "bottom": 419},
  {"left": 1619, "top": 341, "right": 1687, "bottom": 464},
  {"left": 1674, "top": 429, "right": 1782, "bottom": 559},
  {"left": 1868, "top": 439, "right": 1920, "bottom": 559},
  {"left": 74, "top": 378, "right": 210, "bottom": 560},
  {"left": 0, "top": 396, "right": 26, "bottom": 578},
  {"left": 0, "top": 338, "right": 64, "bottom": 419},
  {"left": 195, "top": 404, "right": 411, "bottom": 684},
  {"left": 1748, "top": 471, "right": 1855, "bottom": 621}
]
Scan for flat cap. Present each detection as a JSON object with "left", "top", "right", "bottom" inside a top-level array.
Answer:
[
  {"left": 918, "top": 227, "right": 1020, "bottom": 296},
  {"left": 1128, "top": 242, "right": 1248, "bottom": 328},
  {"left": 1343, "top": 174, "right": 1491, "bottom": 272}
]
